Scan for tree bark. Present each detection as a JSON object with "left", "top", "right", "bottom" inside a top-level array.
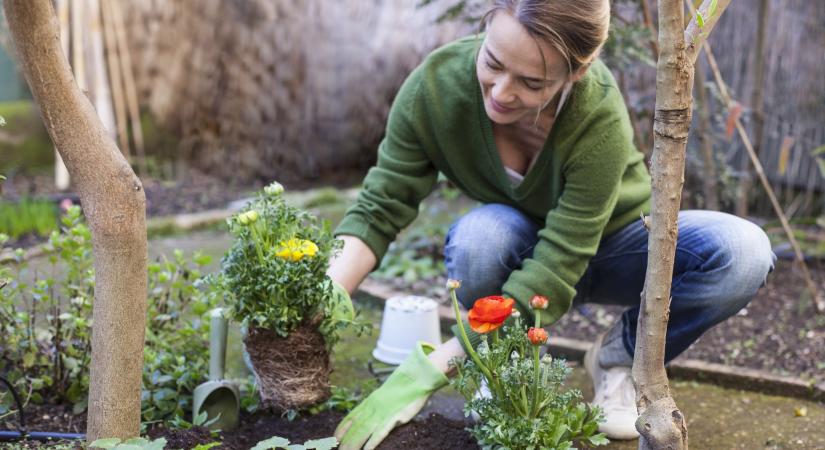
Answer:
[
  {"left": 4, "top": 0, "right": 147, "bottom": 442},
  {"left": 633, "top": 1, "right": 731, "bottom": 449}
]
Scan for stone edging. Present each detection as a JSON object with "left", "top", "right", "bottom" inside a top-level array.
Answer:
[{"left": 357, "top": 278, "right": 825, "bottom": 403}]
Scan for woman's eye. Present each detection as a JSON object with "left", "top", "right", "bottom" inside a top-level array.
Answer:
[
  {"left": 524, "top": 81, "right": 543, "bottom": 91},
  {"left": 485, "top": 60, "right": 501, "bottom": 72}
]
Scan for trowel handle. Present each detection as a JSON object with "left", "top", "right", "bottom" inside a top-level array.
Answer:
[{"left": 209, "top": 308, "right": 228, "bottom": 381}]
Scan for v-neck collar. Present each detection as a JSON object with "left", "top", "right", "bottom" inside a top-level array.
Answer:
[{"left": 475, "top": 79, "right": 571, "bottom": 200}]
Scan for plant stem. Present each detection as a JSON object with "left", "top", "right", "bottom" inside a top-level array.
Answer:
[
  {"left": 529, "top": 310, "right": 542, "bottom": 417},
  {"left": 449, "top": 288, "right": 496, "bottom": 391},
  {"left": 248, "top": 226, "right": 266, "bottom": 265}
]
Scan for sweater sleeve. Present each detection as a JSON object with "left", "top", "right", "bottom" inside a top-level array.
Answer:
[
  {"left": 502, "top": 123, "right": 632, "bottom": 325},
  {"left": 334, "top": 69, "right": 438, "bottom": 267}
]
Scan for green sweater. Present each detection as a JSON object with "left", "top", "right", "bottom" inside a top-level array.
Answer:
[{"left": 336, "top": 35, "right": 651, "bottom": 326}]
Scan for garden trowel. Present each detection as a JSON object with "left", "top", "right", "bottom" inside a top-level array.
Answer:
[{"left": 192, "top": 308, "right": 240, "bottom": 431}]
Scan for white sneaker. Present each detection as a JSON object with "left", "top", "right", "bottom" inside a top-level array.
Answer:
[{"left": 584, "top": 334, "right": 640, "bottom": 440}]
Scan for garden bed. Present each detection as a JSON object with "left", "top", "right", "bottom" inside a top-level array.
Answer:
[{"left": 146, "top": 411, "right": 478, "bottom": 450}]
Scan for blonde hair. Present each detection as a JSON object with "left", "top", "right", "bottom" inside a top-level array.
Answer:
[{"left": 481, "top": 0, "right": 611, "bottom": 76}]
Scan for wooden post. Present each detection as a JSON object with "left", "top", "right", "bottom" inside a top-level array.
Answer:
[
  {"left": 100, "top": 0, "right": 130, "bottom": 156},
  {"left": 109, "top": 0, "right": 147, "bottom": 176}
]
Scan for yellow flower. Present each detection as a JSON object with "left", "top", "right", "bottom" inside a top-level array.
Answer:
[{"left": 275, "top": 238, "right": 319, "bottom": 262}]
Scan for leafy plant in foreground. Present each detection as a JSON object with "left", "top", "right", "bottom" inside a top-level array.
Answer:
[
  {"left": 447, "top": 281, "right": 607, "bottom": 450},
  {"left": 0, "top": 206, "right": 227, "bottom": 426},
  {"left": 216, "top": 181, "right": 357, "bottom": 348}
]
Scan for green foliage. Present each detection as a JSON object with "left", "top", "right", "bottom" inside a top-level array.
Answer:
[
  {"left": 450, "top": 314, "right": 606, "bottom": 449},
  {"left": 251, "top": 435, "right": 338, "bottom": 450},
  {"left": 215, "top": 182, "right": 349, "bottom": 347},
  {"left": 0, "top": 198, "right": 58, "bottom": 239},
  {"left": 141, "top": 249, "right": 220, "bottom": 423},
  {"left": 0, "top": 206, "right": 226, "bottom": 426},
  {"left": 0, "top": 206, "right": 94, "bottom": 416},
  {"left": 90, "top": 437, "right": 168, "bottom": 450}
]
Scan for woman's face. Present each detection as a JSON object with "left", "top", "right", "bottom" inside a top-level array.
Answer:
[{"left": 477, "top": 12, "right": 579, "bottom": 125}]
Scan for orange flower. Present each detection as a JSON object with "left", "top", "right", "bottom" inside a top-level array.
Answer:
[
  {"left": 530, "top": 295, "right": 549, "bottom": 310},
  {"left": 468, "top": 296, "right": 514, "bottom": 334},
  {"left": 527, "top": 327, "right": 548, "bottom": 346}
]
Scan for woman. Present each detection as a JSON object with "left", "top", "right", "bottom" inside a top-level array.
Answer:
[{"left": 328, "top": 0, "right": 775, "bottom": 448}]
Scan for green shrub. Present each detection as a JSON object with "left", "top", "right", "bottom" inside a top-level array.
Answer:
[
  {"left": 0, "top": 198, "right": 58, "bottom": 239},
  {"left": 0, "top": 206, "right": 230, "bottom": 425}
]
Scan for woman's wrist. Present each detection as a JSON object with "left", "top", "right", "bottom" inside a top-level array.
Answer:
[
  {"left": 327, "top": 235, "right": 376, "bottom": 293},
  {"left": 427, "top": 337, "right": 466, "bottom": 377}
]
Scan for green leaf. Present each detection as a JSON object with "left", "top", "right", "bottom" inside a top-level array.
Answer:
[
  {"left": 90, "top": 438, "right": 122, "bottom": 449},
  {"left": 193, "top": 443, "right": 222, "bottom": 450},
  {"left": 696, "top": 11, "right": 705, "bottom": 28},
  {"left": 588, "top": 433, "right": 610, "bottom": 446},
  {"left": 22, "top": 352, "right": 35, "bottom": 368},
  {"left": 707, "top": 0, "right": 719, "bottom": 19},
  {"left": 143, "top": 438, "right": 168, "bottom": 450},
  {"left": 303, "top": 437, "right": 338, "bottom": 450},
  {"left": 111, "top": 445, "right": 143, "bottom": 450},
  {"left": 251, "top": 436, "right": 291, "bottom": 450}
]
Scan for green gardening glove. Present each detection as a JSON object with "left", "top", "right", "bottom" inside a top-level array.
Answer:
[
  {"left": 334, "top": 342, "right": 448, "bottom": 450},
  {"left": 328, "top": 280, "right": 355, "bottom": 323}
]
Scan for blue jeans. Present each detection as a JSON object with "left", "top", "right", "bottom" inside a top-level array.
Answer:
[{"left": 444, "top": 204, "right": 776, "bottom": 366}]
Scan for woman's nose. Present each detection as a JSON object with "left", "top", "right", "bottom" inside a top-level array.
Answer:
[{"left": 491, "top": 76, "right": 516, "bottom": 104}]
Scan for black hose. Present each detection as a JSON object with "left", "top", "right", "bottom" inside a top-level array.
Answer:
[
  {"left": 0, "top": 430, "right": 85, "bottom": 441},
  {"left": 0, "top": 375, "right": 85, "bottom": 442},
  {"left": 0, "top": 374, "right": 26, "bottom": 433}
]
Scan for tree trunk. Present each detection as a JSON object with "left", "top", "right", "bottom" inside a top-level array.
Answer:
[
  {"left": 632, "top": 1, "right": 731, "bottom": 449},
  {"left": 4, "top": 0, "right": 148, "bottom": 442}
]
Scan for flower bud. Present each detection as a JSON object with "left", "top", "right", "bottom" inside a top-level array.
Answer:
[
  {"left": 527, "top": 327, "right": 548, "bottom": 346},
  {"left": 446, "top": 279, "right": 461, "bottom": 290},
  {"left": 246, "top": 210, "right": 259, "bottom": 223},
  {"left": 237, "top": 213, "right": 250, "bottom": 226},
  {"left": 530, "top": 295, "right": 549, "bottom": 310},
  {"left": 264, "top": 181, "right": 284, "bottom": 196}
]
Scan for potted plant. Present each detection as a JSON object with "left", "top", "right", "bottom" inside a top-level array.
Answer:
[
  {"left": 447, "top": 280, "right": 609, "bottom": 449},
  {"left": 216, "top": 182, "right": 354, "bottom": 411}
]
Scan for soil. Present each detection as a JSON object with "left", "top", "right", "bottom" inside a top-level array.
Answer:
[{"left": 148, "top": 410, "right": 476, "bottom": 450}]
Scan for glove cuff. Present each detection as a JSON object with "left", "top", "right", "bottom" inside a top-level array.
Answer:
[{"left": 395, "top": 341, "right": 449, "bottom": 392}]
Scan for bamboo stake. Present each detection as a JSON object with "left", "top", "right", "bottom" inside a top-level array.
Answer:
[
  {"left": 86, "top": 0, "right": 117, "bottom": 143},
  {"left": 640, "top": 0, "right": 659, "bottom": 57},
  {"left": 695, "top": 56, "right": 720, "bottom": 210},
  {"left": 55, "top": 0, "right": 71, "bottom": 191},
  {"left": 685, "top": 0, "right": 825, "bottom": 313},
  {"left": 110, "top": 0, "right": 147, "bottom": 177},
  {"left": 100, "top": 0, "right": 129, "bottom": 156}
]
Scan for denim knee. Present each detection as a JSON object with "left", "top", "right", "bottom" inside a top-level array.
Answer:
[
  {"left": 444, "top": 204, "right": 539, "bottom": 309},
  {"left": 683, "top": 212, "right": 776, "bottom": 318}
]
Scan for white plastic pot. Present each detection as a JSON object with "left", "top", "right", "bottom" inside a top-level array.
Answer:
[{"left": 372, "top": 295, "right": 441, "bottom": 365}]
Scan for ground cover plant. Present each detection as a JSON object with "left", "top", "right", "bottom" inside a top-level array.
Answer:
[
  {"left": 0, "top": 205, "right": 232, "bottom": 427},
  {"left": 0, "top": 197, "right": 57, "bottom": 240},
  {"left": 447, "top": 281, "right": 607, "bottom": 450}
]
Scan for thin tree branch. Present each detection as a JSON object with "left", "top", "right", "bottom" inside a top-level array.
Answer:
[{"left": 684, "top": 0, "right": 733, "bottom": 63}]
